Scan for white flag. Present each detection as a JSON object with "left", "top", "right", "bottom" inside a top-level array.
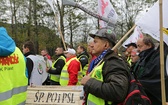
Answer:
[
  {"left": 46, "top": 0, "right": 56, "bottom": 14},
  {"left": 136, "top": 0, "right": 168, "bottom": 45},
  {"left": 98, "top": 0, "right": 118, "bottom": 28},
  {"left": 122, "top": 26, "right": 143, "bottom": 47}
]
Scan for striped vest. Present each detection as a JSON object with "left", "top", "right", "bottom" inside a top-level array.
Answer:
[{"left": 0, "top": 47, "right": 28, "bottom": 105}]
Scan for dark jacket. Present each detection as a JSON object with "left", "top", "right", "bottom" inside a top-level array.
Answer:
[
  {"left": 133, "top": 45, "right": 168, "bottom": 105},
  {"left": 48, "top": 54, "right": 66, "bottom": 75},
  {"left": 77, "top": 51, "right": 89, "bottom": 69},
  {"left": 84, "top": 50, "right": 129, "bottom": 103}
]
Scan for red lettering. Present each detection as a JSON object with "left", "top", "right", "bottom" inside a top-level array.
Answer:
[
  {"left": 101, "top": 0, "right": 109, "bottom": 15},
  {"left": 0, "top": 54, "right": 19, "bottom": 66}
]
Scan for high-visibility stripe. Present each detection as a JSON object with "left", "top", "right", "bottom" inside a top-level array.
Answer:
[
  {"left": 50, "top": 56, "right": 66, "bottom": 82},
  {"left": 18, "top": 100, "right": 26, "bottom": 105},
  {"left": 60, "top": 77, "right": 69, "bottom": 80},
  {"left": 0, "top": 86, "right": 27, "bottom": 101},
  {"left": 61, "top": 70, "right": 67, "bottom": 72},
  {"left": 87, "top": 100, "right": 96, "bottom": 105}
]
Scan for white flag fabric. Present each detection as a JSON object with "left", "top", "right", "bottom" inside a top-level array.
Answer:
[
  {"left": 98, "top": 0, "right": 118, "bottom": 28},
  {"left": 136, "top": 0, "right": 168, "bottom": 45},
  {"left": 122, "top": 26, "right": 143, "bottom": 47},
  {"left": 46, "top": 0, "right": 56, "bottom": 14}
]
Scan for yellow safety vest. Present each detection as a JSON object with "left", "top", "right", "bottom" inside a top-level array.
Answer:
[
  {"left": 60, "top": 57, "right": 83, "bottom": 86},
  {"left": 0, "top": 47, "right": 28, "bottom": 105},
  {"left": 87, "top": 62, "right": 112, "bottom": 105},
  {"left": 127, "top": 56, "right": 132, "bottom": 66},
  {"left": 50, "top": 55, "right": 66, "bottom": 82},
  {"left": 78, "top": 55, "right": 89, "bottom": 76}
]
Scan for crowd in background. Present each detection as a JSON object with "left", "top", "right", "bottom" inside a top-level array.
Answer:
[{"left": 1, "top": 26, "right": 168, "bottom": 105}]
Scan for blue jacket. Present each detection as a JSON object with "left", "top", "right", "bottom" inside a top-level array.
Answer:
[
  {"left": 0, "top": 27, "right": 28, "bottom": 77},
  {"left": 0, "top": 27, "right": 16, "bottom": 56}
]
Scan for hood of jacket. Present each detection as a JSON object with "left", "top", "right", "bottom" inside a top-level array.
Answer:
[{"left": 0, "top": 27, "right": 16, "bottom": 56}]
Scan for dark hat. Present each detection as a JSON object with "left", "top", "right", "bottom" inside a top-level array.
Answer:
[
  {"left": 125, "top": 43, "right": 137, "bottom": 48},
  {"left": 89, "top": 28, "right": 116, "bottom": 45}
]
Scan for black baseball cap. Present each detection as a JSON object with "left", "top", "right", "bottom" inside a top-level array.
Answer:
[
  {"left": 89, "top": 28, "right": 116, "bottom": 45},
  {"left": 125, "top": 43, "right": 137, "bottom": 48}
]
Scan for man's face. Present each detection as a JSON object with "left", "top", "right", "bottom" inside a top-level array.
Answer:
[
  {"left": 131, "top": 53, "right": 139, "bottom": 63},
  {"left": 87, "top": 41, "right": 94, "bottom": 53},
  {"left": 41, "top": 50, "right": 47, "bottom": 56},
  {"left": 55, "top": 48, "right": 63, "bottom": 55},
  {"left": 22, "top": 45, "right": 29, "bottom": 54},
  {"left": 64, "top": 52, "right": 72, "bottom": 58},
  {"left": 137, "top": 38, "right": 151, "bottom": 53},
  {"left": 125, "top": 46, "right": 135, "bottom": 57},
  {"left": 92, "top": 37, "right": 107, "bottom": 56},
  {"left": 76, "top": 46, "right": 83, "bottom": 54}
]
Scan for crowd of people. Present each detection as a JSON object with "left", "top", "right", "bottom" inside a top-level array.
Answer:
[{"left": 0, "top": 26, "right": 168, "bottom": 105}]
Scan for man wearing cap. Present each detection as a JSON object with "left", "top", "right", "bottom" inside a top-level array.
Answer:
[
  {"left": 81, "top": 27, "right": 129, "bottom": 105},
  {"left": 124, "top": 42, "right": 137, "bottom": 66},
  {"left": 60, "top": 48, "right": 83, "bottom": 86}
]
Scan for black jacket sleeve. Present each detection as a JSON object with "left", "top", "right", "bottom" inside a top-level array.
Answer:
[
  {"left": 48, "top": 59, "right": 65, "bottom": 75},
  {"left": 26, "top": 58, "right": 33, "bottom": 80}
]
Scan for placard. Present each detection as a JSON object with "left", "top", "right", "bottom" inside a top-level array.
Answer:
[{"left": 26, "top": 86, "right": 84, "bottom": 105}]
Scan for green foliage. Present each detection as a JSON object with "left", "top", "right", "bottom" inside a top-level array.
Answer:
[
  {"left": 0, "top": 22, "right": 62, "bottom": 56},
  {"left": 0, "top": 0, "right": 157, "bottom": 56}
]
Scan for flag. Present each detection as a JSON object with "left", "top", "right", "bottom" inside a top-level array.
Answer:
[
  {"left": 135, "top": 0, "right": 168, "bottom": 45},
  {"left": 98, "top": 0, "right": 118, "bottom": 28},
  {"left": 46, "top": 0, "right": 56, "bottom": 14},
  {"left": 122, "top": 26, "right": 143, "bottom": 47}
]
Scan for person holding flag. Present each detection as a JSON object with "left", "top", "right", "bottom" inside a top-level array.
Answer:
[{"left": 134, "top": 36, "right": 168, "bottom": 105}]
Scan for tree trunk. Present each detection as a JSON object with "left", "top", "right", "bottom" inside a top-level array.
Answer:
[
  {"left": 28, "top": 0, "right": 32, "bottom": 37},
  {"left": 33, "top": 0, "right": 39, "bottom": 54}
]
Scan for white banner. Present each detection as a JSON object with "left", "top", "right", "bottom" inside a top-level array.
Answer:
[
  {"left": 122, "top": 26, "right": 143, "bottom": 47},
  {"left": 136, "top": 0, "right": 168, "bottom": 45},
  {"left": 46, "top": 0, "right": 56, "bottom": 14},
  {"left": 98, "top": 0, "right": 118, "bottom": 28}
]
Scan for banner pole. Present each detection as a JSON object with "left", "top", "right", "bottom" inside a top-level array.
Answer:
[
  {"left": 54, "top": 14, "right": 67, "bottom": 50},
  {"left": 159, "top": 0, "right": 166, "bottom": 104},
  {"left": 112, "top": 24, "right": 136, "bottom": 50}
]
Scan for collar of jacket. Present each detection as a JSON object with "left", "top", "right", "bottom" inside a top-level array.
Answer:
[
  {"left": 139, "top": 47, "right": 155, "bottom": 58},
  {"left": 138, "top": 47, "right": 156, "bottom": 66},
  {"left": 77, "top": 51, "right": 89, "bottom": 58},
  {"left": 24, "top": 52, "right": 35, "bottom": 57},
  {"left": 103, "top": 49, "right": 119, "bottom": 61}
]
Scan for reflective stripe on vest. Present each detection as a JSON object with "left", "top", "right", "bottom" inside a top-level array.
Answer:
[
  {"left": 0, "top": 47, "right": 28, "bottom": 105},
  {"left": 78, "top": 55, "right": 89, "bottom": 76},
  {"left": 60, "top": 57, "right": 82, "bottom": 86},
  {"left": 50, "top": 56, "right": 66, "bottom": 82},
  {"left": 87, "top": 62, "right": 112, "bottom": 105},
  {"left": 127, "top": 56, "right": 132, "bottom": 66}
]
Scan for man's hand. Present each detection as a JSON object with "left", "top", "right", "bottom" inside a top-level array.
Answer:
[
  {"left": 46, "top": 67, "right": 50, "bottom": 72},
  {"left": 81, "top": 75, "right": 91, "bottom": 85}
]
